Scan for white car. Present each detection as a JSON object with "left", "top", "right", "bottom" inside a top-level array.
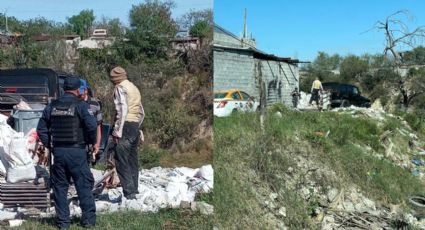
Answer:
[{"left": 214, "top": 89, "right": 260, "bottom": 117}]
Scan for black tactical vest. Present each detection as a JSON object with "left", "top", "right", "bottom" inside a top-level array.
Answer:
[{"left": 50, "top": 98, "right": 85, "bottom": 147}]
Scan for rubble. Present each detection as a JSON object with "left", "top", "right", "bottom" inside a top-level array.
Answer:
[
  {"left": 297, "top": 91, "right": 331, "bottom": 110},
  {"left": 0, "top": 109, "right": 214, "bottom": 224},
  {"left": 90, "top": 165, "right": 213, "bottom": 214},
  {"left": 0, "top": 164, "right": 213, "bottom": 223}
]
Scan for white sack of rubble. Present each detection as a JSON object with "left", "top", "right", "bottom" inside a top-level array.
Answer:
[
  {"left": 6, "top": 135, "right": 36, "bottom": 183},
  {"left": 0, "top": 210, "right": 17, "bottom": 221},
  {"left": 0, "top": 114, "right": 13, "bottom": 175},
  {"left": 92, "top": 164, "right": 213, "bottom": 214},
  {"left": 0, "top": 114, "right": 36, "bottom": 182},
  {"left": 195, "top": 165, "right": 213, "bottom": 181},
  {"left": 7, "top": 165, "right": 36, "bottom": 183}
]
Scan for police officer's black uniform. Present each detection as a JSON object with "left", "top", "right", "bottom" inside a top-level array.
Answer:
[{"left": 37, "top": 77, "right": 97, "bottom": 229}]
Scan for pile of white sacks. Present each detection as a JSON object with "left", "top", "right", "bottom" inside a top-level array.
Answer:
[
  {"left": 0, "top": 114, "right": 37, "bottom": 183},
  {"left": 39, "top": 165, "right": 214, "bottom": 218}
]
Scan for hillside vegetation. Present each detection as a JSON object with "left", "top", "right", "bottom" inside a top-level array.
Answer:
[
  {"left": 0, "top": 1, "right": 213, "bottom": 168},
  {"left": 214, "top": 105, "right": 425, "bottom": 229}
]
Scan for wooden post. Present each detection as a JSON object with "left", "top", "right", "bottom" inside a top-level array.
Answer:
[{"left": 258, "top": 62, "right": 266, "bottom": 133}]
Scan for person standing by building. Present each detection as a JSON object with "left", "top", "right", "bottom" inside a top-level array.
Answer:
[
  {"left": 37, "top": 77, "right": 97, "bottom": 228},
  {"left": 309, "top": 77, "right": 323, "bottom": 109},
  {"left": 290, "top": 87, "right": 301, "bottom": 109},
  {"left": 109, "top": 66, "right": 145, "bottom": 200},
  {"left": 79, "top": 79, "right": 103, "bottom": 162}
]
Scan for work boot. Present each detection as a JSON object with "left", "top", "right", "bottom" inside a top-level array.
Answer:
[{"left": 126, "top": 193, "right": 137, "bottom": 200}]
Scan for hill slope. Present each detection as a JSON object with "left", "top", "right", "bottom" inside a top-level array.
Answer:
[{"left": 214, "top": 106, "right": 425, "bottom": 229}]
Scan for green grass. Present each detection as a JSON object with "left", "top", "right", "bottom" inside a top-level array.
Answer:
[
  {"left": 214, "top": 108, "right": 425, "bottom": 229},
  {"left": 18, "top": 209, "right": 212, "bottom": 230},
  {"left": 214, "top": 113, "right": 314, "bottom": 229}
]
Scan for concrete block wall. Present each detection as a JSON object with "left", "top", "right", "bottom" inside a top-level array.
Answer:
[
  {"left": 214, "top": 27, "right": 244, "bottom": 49},
  {"left": 213, "top": 49, "right": 258, "bottom": 98},
  {"left": 260, "top": 60, "right": 299, "bottom": 107}
]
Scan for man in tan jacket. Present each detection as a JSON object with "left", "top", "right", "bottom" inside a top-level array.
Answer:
[{"left": 109, "top": 66, "right": 145, "bottom": 200}]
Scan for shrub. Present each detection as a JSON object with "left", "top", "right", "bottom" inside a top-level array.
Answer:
[{"left": 139, "top": 146, "right": 167, "bottom": 169}]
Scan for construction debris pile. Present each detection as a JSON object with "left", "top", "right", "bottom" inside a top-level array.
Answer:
[
  {"left": 42, "top": 165, "right": 214, "bottom": 218},
  {"left": 90, "top": 165, "right": 214, "bottom": 214},
  {"left": 297, "top": 91, "right": 331, "bottom": 110},
  {"left": 0, "top": 164, "right": 213, "bottom": 226},
  {"left": 0, "top": 112, "right": 214, "bottom": 226}
]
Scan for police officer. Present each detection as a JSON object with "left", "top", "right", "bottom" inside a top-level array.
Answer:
[
  {"left": 37, "top": 77, "right": 97, "bottom": 229},
  {"left": 79, "top": 79, "right": 103, "bottom": 162}
]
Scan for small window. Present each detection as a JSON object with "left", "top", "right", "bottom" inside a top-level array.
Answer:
[
  {"left": 214, "top": 93, "right": 228, "bottom": 99},
  {"left": 232, "top": 92, "right": 241, "bottom": 100},
  {"left": 240, "top": 91, "right": 251, "bottom": 101},
  {"left": 352, "top": 87, "right": 359, "bottom": 95}
]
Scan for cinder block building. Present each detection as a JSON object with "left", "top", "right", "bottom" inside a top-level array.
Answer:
[{"left": 213, "top": 24, "right": 302, "bottom": 107}]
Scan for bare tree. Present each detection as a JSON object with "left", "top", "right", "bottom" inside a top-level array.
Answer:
[
  {"left": 368, "top": 10, "right": 425, "bottom": 110},
  {"left": 370, "top": 10, "right": 425, "bottom": 65}
]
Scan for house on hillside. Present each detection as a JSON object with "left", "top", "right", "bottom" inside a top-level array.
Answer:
[
  {"left": 78, "top": 29, "right": 114, "bottom": 49},
  {"left": 169, "top": 30, "right": 201, "bottom": 52},
  {"left": 214, "top": 24, "right": 303, "bottom": 107},
  {"left": 0, "top": 29, "right": 21, "bottom": 46}
]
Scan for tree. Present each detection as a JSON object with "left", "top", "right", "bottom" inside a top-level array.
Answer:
[
  {"left": 178, "top": 9, "right": 212, "bottom": 31},
  {"left": 94, "top": 17, "right": 125, "bottom": 38},
  {"left": 311, "top": 52, "right": 341, "bottom": 71},
  {"left": 370, "top": 10, "right": 425, "bottom": 65},
  {"left": 370, "top": 11, "right": 425, "bottom": 110},
  {"left": 402, "top": 46, "right": 425, "bottom": 65},
  {"left": 127, "top": 0, "right": 178, "bottom": 60},
  {"left": 0, "top": 13, "right": 23, "bottom": 33},
  {"left": 299, "top": 52, "right": 341, "bottom": 91},
  {"left": 67, "top": 9, "right": 95, "bottom": 38},
  {"left": 189, "top": 20, "right": 211, "bottom": 39},
  {"left": 340, "top": 55, "right": 369, "bottom": 82}
]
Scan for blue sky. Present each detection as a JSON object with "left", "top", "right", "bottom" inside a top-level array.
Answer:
[
  {"left": 214, "top": 0, "right": 425, "bottom": 61},
  {"left": 1, "top": 0, "right": 212, "bottom": 25}
]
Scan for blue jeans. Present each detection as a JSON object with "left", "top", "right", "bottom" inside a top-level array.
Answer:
[{"left": 51, "top": 147, "right": 96, "bottom": 228}]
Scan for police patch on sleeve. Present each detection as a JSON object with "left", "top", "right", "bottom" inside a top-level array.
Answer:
[{"left": 88, "top": 109, "right": 94, "bottom": 116}]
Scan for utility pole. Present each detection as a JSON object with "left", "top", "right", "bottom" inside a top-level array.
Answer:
[
  {"left": 4, "top": 8, "right": 9, "bottom": 34},
  {"left": 243, "top": 8, "right": 247, "bottom": 39}
]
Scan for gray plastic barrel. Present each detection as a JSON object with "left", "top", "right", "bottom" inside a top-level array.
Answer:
[{"left": 12, "top": 109, "right": 43, "bottom": 134}]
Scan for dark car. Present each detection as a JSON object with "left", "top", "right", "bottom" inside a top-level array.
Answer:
[{"left": 322, "top": 82, "right": 371, "bottom": 108}]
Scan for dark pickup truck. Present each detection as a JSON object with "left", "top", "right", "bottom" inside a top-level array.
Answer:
[
  {"left": 0, "top": 68, "right": 68, "bottom": 116},
  {"left": 0, "top": 68, "right": 110, "bottom": 154},
  {"left": 322, "top": 82, "right": 371, "bottom": 108}
]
